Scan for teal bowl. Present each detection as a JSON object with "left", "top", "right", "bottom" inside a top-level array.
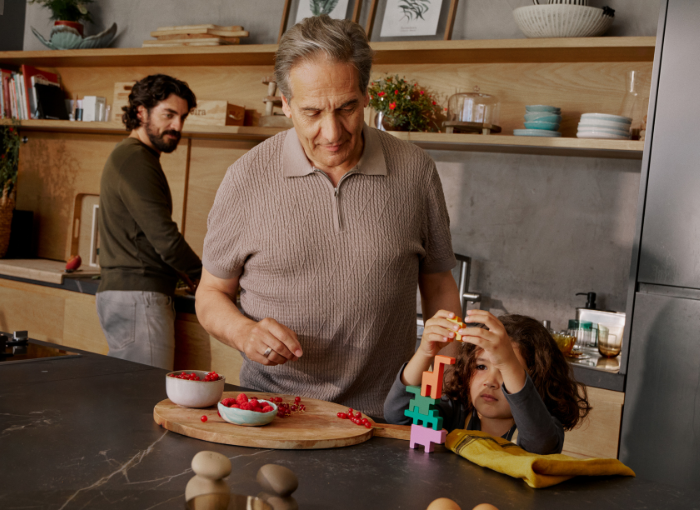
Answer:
[
  {"left": 524, "top": 121, "right": 560, "bottom": 130},
  {"left": 218, "top": 400, "right": 277, "bottom": 427},
  {"left": 524, "top": 113, "right": 562, "bottom": 123},
  {"left": 525, "top": 105, "right": 560, "bottom": 113}
]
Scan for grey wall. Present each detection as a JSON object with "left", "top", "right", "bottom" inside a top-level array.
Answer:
[
  {"left": 20, "top": 0, "right": 660, "bottom": 330},
  {"left": 22, "top": 0, "right": 660, "bottom": 49},
  {"left": 0, "top": 0, "right": 26, "bottom": 51}
]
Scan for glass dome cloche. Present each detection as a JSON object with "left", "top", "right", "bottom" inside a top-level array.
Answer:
[{"left": 444, "top": 87, "right": 501, "bottom": 135}]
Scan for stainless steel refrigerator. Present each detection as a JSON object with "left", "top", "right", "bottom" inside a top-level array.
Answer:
[{"left": 619, "top": 0, "right": 700, "bottom": 491}]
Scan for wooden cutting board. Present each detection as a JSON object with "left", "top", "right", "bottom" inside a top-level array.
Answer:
[
  {"left": 0, "top": 259, "right": 100, "bottom": 284},
  {"left": 154, "top": 391, "right": 377, "bottom": 449}
]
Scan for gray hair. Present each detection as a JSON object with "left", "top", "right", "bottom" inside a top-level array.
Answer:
[{"left": 274, "top": 14, "right": 375, "bottom": 100}]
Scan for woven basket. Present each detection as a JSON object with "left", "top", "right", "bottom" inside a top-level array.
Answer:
[
  {"left": 0, "top": 184, "right": 16, "bottom": 258},
  {"left": 513, "top": 4, "right": 614, "bottom": 38}
]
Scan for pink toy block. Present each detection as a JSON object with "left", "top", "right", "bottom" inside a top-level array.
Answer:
[
  {"left": 409, "top": 424, "right": 447, "bottom": 453},
  {"left": 421, "top": 355, "right": 456, "bottom": 399}
]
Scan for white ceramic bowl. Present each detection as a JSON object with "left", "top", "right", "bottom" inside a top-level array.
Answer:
[
  {"left": 577, "top": 131, "right": 630, "bottom": 140},
  {"left": 525, "top": 105, "right": 561, "bottom": 113},
  {"left": 165, "top": 370, "right": 225, "bottom": 408},
  {"left": 578, "top": 126, "right": 630, "bottom": 137},
  {"left": 513, "top": 4, "right": 614, "bottom": 38},
  {"left": 578, "top": 119, "right": 632, "bottom": 130},
  {"left": 218, "top": 400, "right": 277, "bottom": 427},
  {"left": 580, "top": 113, "right": 632, "bottom": 124}
]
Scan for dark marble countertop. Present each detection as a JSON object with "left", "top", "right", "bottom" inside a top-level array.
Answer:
[{"left": 0, "top": 341, "right": 697, "bottom": 510}]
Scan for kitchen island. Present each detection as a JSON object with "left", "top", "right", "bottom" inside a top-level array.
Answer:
[{"left": 1, "top": 340, "right": 695, "bottom": 510}]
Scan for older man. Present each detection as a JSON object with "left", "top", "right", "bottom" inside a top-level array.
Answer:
[{"left": 195, "top": 15, "right": 461, "bottom": 417}]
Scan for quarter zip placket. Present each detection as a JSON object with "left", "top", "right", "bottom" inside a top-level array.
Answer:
[{"left": 314, "top": 168, "right": 356, "bottom": 233}]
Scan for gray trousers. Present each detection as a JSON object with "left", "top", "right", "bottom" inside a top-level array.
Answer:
[{"left": 96, "top": 290, "right": 176, "bottom": 370}]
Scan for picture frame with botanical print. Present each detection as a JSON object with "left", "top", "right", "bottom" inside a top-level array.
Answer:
[
  {"left": 278, "top": 0, "right": 365, "bottom": 42},
  {"left": 365, "top": 0, "right": 458, "bottom": 41}
]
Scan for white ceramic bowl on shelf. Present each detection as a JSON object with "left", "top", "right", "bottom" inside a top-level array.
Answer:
[
  {"left": 580, "top": 113, "right": 632, "bottom": 124},
  {"left": 577, "top": 130, "right": 630, "bottom": 140},
  {"left": 578, "top": 119, "right": 632, "bottom": 130},
  {"left": 513, "top": 4, "right": 614, "bottom": 38},
  {"left": 578, "top": 125, "right": 630, "bottom": 136}
]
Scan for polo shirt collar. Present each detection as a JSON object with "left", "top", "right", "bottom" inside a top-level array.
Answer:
[{"left": 282, "top": 123, "right": 387, "bottom": 178}]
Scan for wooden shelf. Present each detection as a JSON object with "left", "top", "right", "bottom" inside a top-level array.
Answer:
[
  {"left": 0, "top": 37, "right": 655, "bottom": 68},
  {"left": 387, "top": 132, "right": 645, "bottom": 159},
  {"left": 5, "top": 119, "right": 643, "bottom": 159},
  {"left": 5, "top": 119, "right": 282, "bottom": 141}
]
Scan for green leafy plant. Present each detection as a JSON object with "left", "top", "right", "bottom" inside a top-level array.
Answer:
[
  {"left": 0, "top": 122, "right": 20, "bottom": 198},
  {"left": 310, "top": 0, "right": 340, "bottom": 16},
  {"left": 29, "top": 0, "right": 94, "bottom": 23},
  {"left": 368, "top": 75, "right": 442, "bottom": 132}
]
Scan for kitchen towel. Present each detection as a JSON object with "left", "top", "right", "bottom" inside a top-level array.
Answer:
[{"left": 446, "top": 429, "right": 635, "bottom": 488}]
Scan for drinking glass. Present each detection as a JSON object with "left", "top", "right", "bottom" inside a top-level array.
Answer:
[{"left": 598, "top": 325, "right": 622, "bottom": 357}]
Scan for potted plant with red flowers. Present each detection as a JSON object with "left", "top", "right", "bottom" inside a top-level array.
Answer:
[
  {"left": 29, "top": 0, "right": 94, "bottom": 37},
  {"left": 368, "top": 75, "right": 442, "bottom": 132},
  {"left": 0, "top": 122, "right": 20, "bottom": 258}
]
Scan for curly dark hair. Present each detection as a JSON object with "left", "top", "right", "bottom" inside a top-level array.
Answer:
[
  {"left": 443, "top": 314, "right": 592, "bottom": 430},
  {"left": 122, "top": 74, "right": 196, "bottom": 131}
]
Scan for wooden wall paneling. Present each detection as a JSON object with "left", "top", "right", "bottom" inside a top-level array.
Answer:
[
  {"left": 185, "top": 139, "right": 258, "bottom": 257},
  {"left": 16, "top": 131, "right": 188, "bottom": 261},
  {"left": 0, "top": 279, "right": 65, "bottom": 342},
  {"left": 562, "top": 386, "right": 625, "bottom": 459},
  {"left": 174, "top": 312, "right": 212, "bottom": 371},
  {"left": 16, "top": 132, "right": 117, "bottom": 260},
  {"left": 62, "top": 292, "right": 108, "bottom": 354},
  {"left": 370, "top": 61, "right": 653, "bottom": 136},
  {"left": 210, "top": 335, "right": 244, "bottom": 386}
]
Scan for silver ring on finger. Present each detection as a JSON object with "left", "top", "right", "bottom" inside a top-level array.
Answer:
[{"left": 263, "top": 347, "right": 273, "bottom": 358}]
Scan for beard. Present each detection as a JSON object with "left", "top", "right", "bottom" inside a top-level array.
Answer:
[{"left": 144, "top": 119, "right": 181, "bottom": 153}]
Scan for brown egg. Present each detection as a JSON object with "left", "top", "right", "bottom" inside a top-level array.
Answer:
[
  {"left": 427, "top": 497, "right": 461, "bottom": 510},
  {"left": 473, "top": 504, "right": 499, "bottom": 510}
]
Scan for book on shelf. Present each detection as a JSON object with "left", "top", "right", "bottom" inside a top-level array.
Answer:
[
  {"left": 34, "top": 83, "right": 69, "bottom": 120},
  {"left": 21, "top": 65, "right": 61, "bottom": 119}
]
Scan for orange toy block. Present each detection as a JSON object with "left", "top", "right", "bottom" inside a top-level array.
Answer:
[{"left": 421, "top": 355, "right": 456, "bottom": 399}]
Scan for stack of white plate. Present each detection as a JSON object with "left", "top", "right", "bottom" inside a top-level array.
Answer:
[{"left": 577, "top": 114, "right": 631, "bottom": 140}]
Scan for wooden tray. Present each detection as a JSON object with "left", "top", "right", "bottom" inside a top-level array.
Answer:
[{"left": 154, "top": 391, "right": 379, "bottom": 449}]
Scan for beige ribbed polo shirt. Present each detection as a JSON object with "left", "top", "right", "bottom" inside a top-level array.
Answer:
[{"left": 203, "top": 123, "right": 456, "bottom": 417}]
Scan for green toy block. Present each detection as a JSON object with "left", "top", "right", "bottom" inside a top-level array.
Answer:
[
  {"left": 408, "top": 394, "right": 440, "bottom": 415},
  {"left": 404, "top": 407, "right": 444, "bottom": 431}
]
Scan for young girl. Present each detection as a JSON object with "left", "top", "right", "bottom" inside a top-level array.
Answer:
[{"left": 383, "top": 309, "right": 591, "bottom": 455}]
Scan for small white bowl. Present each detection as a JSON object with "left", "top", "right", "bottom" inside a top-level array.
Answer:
[
  {"left": 580, "top": 113, "right": 632, "bottom": 124},
  {"left": 513, "top": 4, "right": 614, "bottom": 38},
  {"left": 578, "top": 125, "right": 630, "bottom": 136},
  {"left": 165, "top": 370, "right": 225, "bottom": 408},
  {"left": 577, "top": 131, "right": 630, "bottom": 140},
  {"left": 578, "top": 119, "right": 632, "bottom": 130},
  {"left": 218, "top": 400, "right": 277, "bottom": 427}
]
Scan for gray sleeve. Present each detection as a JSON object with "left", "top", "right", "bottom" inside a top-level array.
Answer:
[{"left": 502, "top": 373, "right": 565, "bottom": 455}]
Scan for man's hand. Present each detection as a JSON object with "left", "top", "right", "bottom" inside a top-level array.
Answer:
[
  {"left": 195, "top": 268, "right": 303, "bottom": 366},
  {"left": 238, "top": 317, "right": 303, "bottom": 366}
]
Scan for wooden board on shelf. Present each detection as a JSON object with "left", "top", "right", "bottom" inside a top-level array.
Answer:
[
  {"left": 154, "top": 391, "right": 374, "bottom": 449},
  {"left": 151, "top": 25, "right": 246, "bottom": 37},
  {"left": 143, "top": 39, "right": 240, "bottom": 48},
  {"left": 0, "top": 259, "right": 99, "bottom": 284}
]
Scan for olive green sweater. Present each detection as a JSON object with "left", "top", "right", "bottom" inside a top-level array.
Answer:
[{"left": 98, "top": 138, "right": 201, "bottom": 295}]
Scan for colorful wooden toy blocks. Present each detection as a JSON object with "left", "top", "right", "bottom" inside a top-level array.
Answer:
[{"left": 407, "top": 355, "right": 456, "bottom": 453}]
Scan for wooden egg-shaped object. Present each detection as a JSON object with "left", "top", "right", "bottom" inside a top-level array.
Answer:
[
  {"left": 427, "top": 497, "right": 461, "bottom": 510},
  {"left": 473, "top": 504, "right": 499, "bottom": 510},
  {"left": 256, "top": 464, "right": 298, "bottom": 497},
  {"left": 191, "top": 451, "right": 232, "bottom": 480}
]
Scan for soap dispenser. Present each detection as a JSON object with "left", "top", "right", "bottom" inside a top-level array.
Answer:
[{"left": 576, "top": 292, "right": 597, "bottom": 310}]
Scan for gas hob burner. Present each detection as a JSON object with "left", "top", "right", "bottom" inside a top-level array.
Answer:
[{"left": 0, "top": 331, "right": 81, "bottom": 364}]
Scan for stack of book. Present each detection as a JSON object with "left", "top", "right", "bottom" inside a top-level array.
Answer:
[
  {"left": 0, "top": 65, "right": 67, "bottom": 120},
  {"left": 142, "top": 24, "right": 249, "bottom": 47}
]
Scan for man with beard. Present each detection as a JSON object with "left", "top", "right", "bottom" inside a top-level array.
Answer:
[{"left": 96, "top": 74, "right": 202, "bottom": 369}]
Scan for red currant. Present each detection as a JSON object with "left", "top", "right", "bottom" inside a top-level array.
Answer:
[
  {"left": 201, "top": 415, "right": 208, "bottom": 422},
  {"left": 337, "top": 412, "right": 346, "bottom": 418},
  {"left": 348, "top": 408, "right": 354, "bottom": 414},
  {"left": 294, "top": 396, "right": 301, "bottom": 403},
  {"left": 364, "top": 422, "right": 372, "bottom": 429}
]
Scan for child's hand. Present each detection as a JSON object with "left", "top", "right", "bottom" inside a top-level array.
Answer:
[
  {"left": 460, "top": 310, "right": 527, "bottom": 393},
  {"left": 417, "top": 310, "right": 462, "bottom": 359}
]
